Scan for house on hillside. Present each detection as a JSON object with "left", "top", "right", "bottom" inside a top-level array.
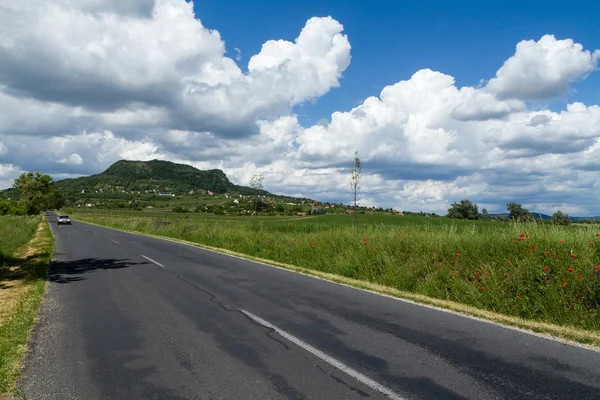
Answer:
[
  {"left": 159, "top": 192, "right": 172, "bottom": 196},
  {"left": 345, "top": 209, "right": 354, "bottom": 214}
]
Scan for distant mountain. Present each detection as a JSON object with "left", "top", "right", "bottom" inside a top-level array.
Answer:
[
  {"left": 51, "top": 159, "right": 273, "bottom": 197},
  {"left": 490, "top": 212, "right": 600, "bottom": 221},
  {"left": 490, "top": 212, "right": 552, "bottom": 220}
]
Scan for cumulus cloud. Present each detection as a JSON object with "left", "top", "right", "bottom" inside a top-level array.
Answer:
[
  {"left": 57, "top": 153, "right": 84, "bottom": 165},
  {"left": 1, "top": 1, "right": 600, "bottom": 215},
  {"left": 0, "top": 0, "right": 350, "bottom": 137},
  {"left": 486, "top": 35, "right": 600, "bottom": 101}
]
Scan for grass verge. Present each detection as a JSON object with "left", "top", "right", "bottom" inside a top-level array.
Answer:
[
  {"left": 75, "top": 215, "right": 600, "bottom": 349},
  {"left": 0, "top": 216, "right": 54, "bottom": 396}
]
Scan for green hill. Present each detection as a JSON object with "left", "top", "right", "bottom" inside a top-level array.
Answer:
[{"left": 53, "top": 159, "right": 271, "bottom": 197}]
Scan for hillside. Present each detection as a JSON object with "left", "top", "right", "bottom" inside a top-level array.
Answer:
[{"left": 53, "top": 160, "right": 272, "bottom": 197}]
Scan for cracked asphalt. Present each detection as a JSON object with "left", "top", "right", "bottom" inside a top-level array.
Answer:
[{"left": 20, "top": 214, "right": 600, "bottom": 399}]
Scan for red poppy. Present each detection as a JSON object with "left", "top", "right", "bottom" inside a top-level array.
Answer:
[
  {"left": 507, "top": 260, "right": 512, "bottom": 263},
  {"left": 568, "top": 267, "right": 573, "bottom": 272},
  {"left": 595, "top": 265, "right": 599, "bottom": 270},
  {"left": 393, "top": 236, "right": 396, "bottom": 239},
  {"left": 363, "top": 242, "right": 367, "bottom": 245},
  {"left": 550, "top": 253, "right": 556, "bottom": 257},
  {"left": 475, "top": 271, "right": 480, "bottom": 275},
  {"left": 545, "top": 276, "right": 549, "bottom": 280},
  {"left": 543, "top": 266, "right": 549, "bottom": 271},
  {"left": 437, "top": 265, "right": 441, "bottom": 269},
  {"left": 544, "top": 251, "right": 547, "bottom": 255},
  {"left": 590, "top": 242, "right": 594, "bottom": 245},
  {"left": 563, "top": 282, "right": 568, "bottom": 287},
  {"left": 527, "top": 250, "right": 531, "bottom": 253},
  {"left": 481, "top": 287, "right": 486, "bottom": 291},
  {"left": 571, "top": 254, "right": 577, "bottom": 259},
  {"left": 560, "top": 240, "right": 565, "bottom": 243},
  {"left": 596, "top": 233, "right": 600, "bottom": 237},
  {"left": 477, "top": 259, "right": 481, "bottom": 263},
  {"left": 519, "top": 234, "right": 525, "bottom": 238},
  {"left": 525, "top": 234, "right": 529, "bottom": 238},
  {"left": 454, "top": 253, "right": 459, "bottom": 257},
  {"left": 577, "top": 275, "right": 582, "bottom": 279},
  {"left": 407, "top": 236, "right": 411, "bottom": 239},
  {"left": 531, "top": 246, "right": 535, "bottom": 249}
]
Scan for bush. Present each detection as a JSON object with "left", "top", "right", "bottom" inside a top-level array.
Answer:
[
  {"left": 552, "top": 210, "right": 571, "bottom": 225},
  {"left": 447, "top": 199, "right": 478, "bottom": 219},
  {"left": 0, "top": 199, "right": 25, "bottom": 216},
  {"left": 172, "top": 206, "right": 189, "bottom": 213}
]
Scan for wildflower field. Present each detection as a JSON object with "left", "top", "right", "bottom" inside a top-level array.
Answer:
[{"left": 72, "top": 211, "right": 600, "bottom": 333}]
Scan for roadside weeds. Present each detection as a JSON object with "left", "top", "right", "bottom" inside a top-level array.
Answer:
[{"left": 0, "top": 218, "right": 53, "bottom": 396}]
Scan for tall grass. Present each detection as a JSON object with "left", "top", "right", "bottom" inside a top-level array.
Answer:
[
  {"left": 74, "top": 212, "right": 600, "bottom": 331},
  {"left": 0, "top": 216, "right": 40, "bottom": 266},
  {"left": 0, "top": 215, "right": 52, "bottom": 395}
]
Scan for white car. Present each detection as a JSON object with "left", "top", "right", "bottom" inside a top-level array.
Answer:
[{"left": 57, "top": 215, "right": 71, "bottom": 225}]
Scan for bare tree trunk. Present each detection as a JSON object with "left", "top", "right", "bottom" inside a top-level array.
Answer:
[{"left": 350, "top": 152, "right": 362, "bottom": 229}]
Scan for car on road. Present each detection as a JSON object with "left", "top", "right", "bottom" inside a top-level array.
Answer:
[{"left": 57, "top": 215, "right": 71, "bottom": 225}]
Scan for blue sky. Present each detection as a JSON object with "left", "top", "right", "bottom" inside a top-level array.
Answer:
[
  {"left": 1, "top": 0, "right": 600, "bottom": 215},
  {"left": 197, "top": 0, "right": 600, "bottom": 125}
]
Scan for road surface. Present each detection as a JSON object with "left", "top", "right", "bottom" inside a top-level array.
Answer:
[{"left": 21, "top": 214, "right": 600, "bottom": 399}]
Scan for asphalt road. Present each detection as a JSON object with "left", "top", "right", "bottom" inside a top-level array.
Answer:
[{"left": 21, "top": 213, "right": 600, "bottom": 399}]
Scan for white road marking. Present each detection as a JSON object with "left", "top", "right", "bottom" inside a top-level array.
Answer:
[
  {"left": 110, "top": 239, "right": 120, "bottom": 244},
  {"left": 93, "top": 232, "right": 100, "bottom": 236},
  {"left": 239, "top": 309, "right": 405, "bottom": 400},
  {"left": 141, "top": 255, "right": 165, "bottom": 268}
]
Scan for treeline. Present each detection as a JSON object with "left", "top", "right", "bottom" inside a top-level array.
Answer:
[
  {"left": 0, "top": 172, "right": 65, "bottom": 216},
  {"left": 447, "top": 199, "right": 574, "bottom": 225}
]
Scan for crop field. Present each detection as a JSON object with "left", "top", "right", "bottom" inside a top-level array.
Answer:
[{"left": 71, "top": 210, "right": 600, "bottom": 333}]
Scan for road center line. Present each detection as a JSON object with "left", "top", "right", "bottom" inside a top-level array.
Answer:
[
  {"left": 239, "top": 309, "right": 405, "bottom": 400},
  {"left": 110, "top": 239, "right": 120, "bottom": 244},
  {"left": 141, "top": 255, "right": 165, "bottom": 268}
]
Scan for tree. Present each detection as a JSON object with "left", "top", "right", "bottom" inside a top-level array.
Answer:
[
  {"left": 350, "top": 151, "right": 362, "bottom": 228},
  {"left": 13, "top": 172, "right": 63, "bottom": 215},
  {"left": 249, "top": 174, "right": 264, "bottom": 214},
  {"left": 507, "top": 202, "right": 533, "bottom": 222},
  {"left": 447, "top": 199, "right": 479, "bottom": 220},
  {"left": 552, "top": 210, "right": 571, "bottom": 225},
  {"left": 275, "top": 204, "right": 285, "bottom": 213},
  {"left": 481, "top": 208, "right": 490, "bottom": 219}
]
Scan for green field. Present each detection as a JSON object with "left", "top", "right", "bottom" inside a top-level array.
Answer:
[{"left": 71, "top": 210, "right": 600, "bottom": 336}]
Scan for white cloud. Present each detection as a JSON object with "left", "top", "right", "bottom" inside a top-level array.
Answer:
[
  {"left": 57, "top": 153, "right": 84, "bottom": 165},
  {"left": 0, "top": 0, "right": 350, "bottom": 137},
  {"left": 486, "top": 35, "right": 600, "bottom": 100}
]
